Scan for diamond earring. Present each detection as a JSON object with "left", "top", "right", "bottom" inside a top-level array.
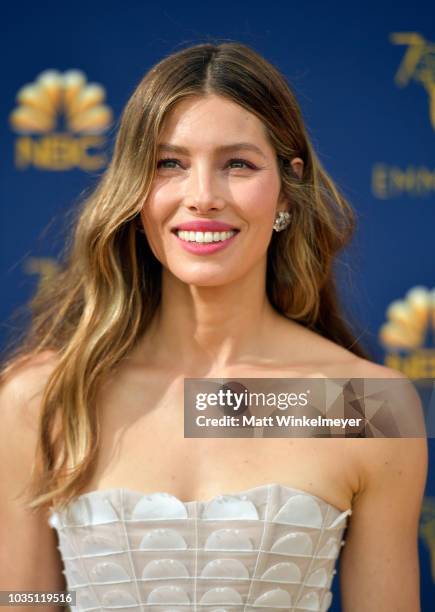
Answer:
[{"left": 273, "top": 211, "right": 291, "bottom": 232}]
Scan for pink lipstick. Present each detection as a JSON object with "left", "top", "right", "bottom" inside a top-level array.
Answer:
[{"left": 171, "top": 220, "right": 240, "bottom": 255}]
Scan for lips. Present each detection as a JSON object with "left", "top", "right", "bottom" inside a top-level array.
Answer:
[{"left": 172, "top": 220, "right": 239, "bottom": 233}]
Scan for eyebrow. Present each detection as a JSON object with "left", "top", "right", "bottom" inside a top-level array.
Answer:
[{"left": 157, "top": 142, "right": 267, "bottom": 159}]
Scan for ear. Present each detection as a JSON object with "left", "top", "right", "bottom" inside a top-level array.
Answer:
[
  {"left": 277, "top": 156, "right": 304, "bottom": 211},
  {"left": 290, "top": 157, "right": 304, "bottom": 179}
]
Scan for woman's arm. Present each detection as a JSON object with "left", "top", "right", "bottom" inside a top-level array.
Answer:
[
  {"left": 339, "top": 432, "right": 428, "bottom": 611},
  {"left": 0, "top": 354, "right": 66, "bottom": 611}
]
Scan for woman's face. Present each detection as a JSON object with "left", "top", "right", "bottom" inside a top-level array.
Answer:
[{"left": 140, "top": 94, "right": 302, "bottom": 287}]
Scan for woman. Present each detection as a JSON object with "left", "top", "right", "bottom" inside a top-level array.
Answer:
[{"left": 0, "top": 41, "right": 427, "bottom": 611}]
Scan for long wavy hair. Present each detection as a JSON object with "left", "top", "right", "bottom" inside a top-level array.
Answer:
[{"left": 1, "top": 41, "right": 371, "bottom": 511}]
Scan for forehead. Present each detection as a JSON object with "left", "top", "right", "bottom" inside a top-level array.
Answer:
[{"left": 158, "top": 94, "right": 272, "bottom": 149}]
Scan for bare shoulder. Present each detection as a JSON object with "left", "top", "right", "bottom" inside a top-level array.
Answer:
[
  {"left": 0, "top": 349, "right": 59, "bottom": 395},
  {"left": 343, "top": 354, "right": 412, "bottom": 378},
  {"left": 338, "top": 360, "right": 428, "bottom": 609},
  {"left": 0, "top": 350, "right": 60, "bottom": 448},
  {"left": 338, "top": 355, "right": 427, "bottom": 477},
  {"left": 303, "top": 337, "right": 428, "bottom": 507},
  {"left": 0, "top": 349, "right": 61, "bottom": 506},
  {"left": 281, "top": 319, "right": 370, "bottom": 373},
  {"left": 0, "top": 351, "right": 67, "bottom": 593}
]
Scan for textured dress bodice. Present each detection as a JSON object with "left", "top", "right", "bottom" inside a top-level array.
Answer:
[{"left": 48, "top": 483, "right": 352, "bottom": 611}]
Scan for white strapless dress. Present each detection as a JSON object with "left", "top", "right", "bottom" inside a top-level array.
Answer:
[{"left": 48, "top": 482, "right": 352, "bottom": 611}]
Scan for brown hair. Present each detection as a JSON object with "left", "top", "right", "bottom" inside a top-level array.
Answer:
[{"left": 1, "top": 41, "right": 370, "bottom": 511}]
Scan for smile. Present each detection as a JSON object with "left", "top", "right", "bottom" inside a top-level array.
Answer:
[
  {"left": 176, "top": 230, "right": 237, "bottom": 243},
  {"left": 172, "top": 229, "right": 240, "bottom": 254}
]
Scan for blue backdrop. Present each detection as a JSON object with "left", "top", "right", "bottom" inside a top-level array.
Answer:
[{"left": 1, "top": 1, "right": 434, "bottom": 608}]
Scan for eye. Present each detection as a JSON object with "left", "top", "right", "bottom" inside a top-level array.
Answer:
[
  {"left": 156, "top": 157, "right": 181, "bottom": 169},
  {"left": 227, "top": 158, "right": 257, "bottom": 170},
  {"left": 156, "top": 157, "right": 257, "bottom": 170}
]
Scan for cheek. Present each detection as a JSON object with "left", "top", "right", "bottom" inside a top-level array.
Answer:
[
  {"left": 236, "top": 175, "right": 280, "bottom": 223},
  {"left": 139, "top": 202, "right": 168, "bottom": 262},
  {"left": 140, "top": 184, "right": 172, "bottom": 233}
]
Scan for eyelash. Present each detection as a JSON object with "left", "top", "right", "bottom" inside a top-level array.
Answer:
[{"left": 156, "top": 157, "right": 257, "bottom": 170}]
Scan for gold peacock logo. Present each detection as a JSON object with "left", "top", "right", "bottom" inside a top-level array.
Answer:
[
  {"left": 9, "top": 69, "right": 113, "bottom": 171},
  {"left": 379, "top": 286, "right": 435, "bottom": 379}
]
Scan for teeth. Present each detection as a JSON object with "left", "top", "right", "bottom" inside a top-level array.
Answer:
[{"left": 176, "top": 230, "right": 237, "bottom": 243}]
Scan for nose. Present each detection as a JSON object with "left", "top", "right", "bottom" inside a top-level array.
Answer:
[{"left": 184, "top": 162, "right": 225, "bottom": 213}]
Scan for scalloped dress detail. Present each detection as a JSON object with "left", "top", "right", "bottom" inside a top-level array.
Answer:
[{"left": 48, "top": 482, "right": 352, "bottom": 611}]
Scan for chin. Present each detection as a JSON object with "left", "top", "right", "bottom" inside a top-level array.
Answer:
[
  {"left": 169, "top": 266, "right": 242, "bottom": 288},
  {"left": 175, "top": 275, "right": 231, "bottom": 288}
]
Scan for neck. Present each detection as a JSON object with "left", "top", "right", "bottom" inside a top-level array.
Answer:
[{"left": 138, "top": 259, "right": 288, "bottom": 373}]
